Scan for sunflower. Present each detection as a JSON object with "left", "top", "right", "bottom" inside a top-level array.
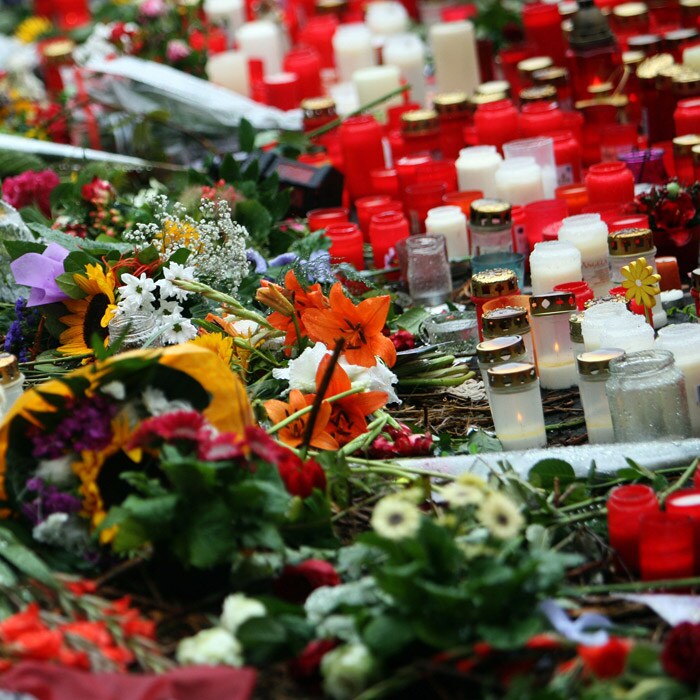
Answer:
[{"left": 58, "top": 264, "right": 118, "bottom": 356}]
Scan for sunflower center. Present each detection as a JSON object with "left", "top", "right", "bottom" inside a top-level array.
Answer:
[{"left": 83, "top": 294, "right": 111, "bottom": 348}]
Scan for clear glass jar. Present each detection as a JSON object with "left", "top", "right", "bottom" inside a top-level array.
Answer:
[
  {"left": 406, "top": 235, "right": 453, "bottom": 305},
  {"left": 108, "top": 313, "right": 162, "bottom": 352},
  {"left": 421, "top": 310, "right": 478, "bottom": 354},
  {"left": 469, "top": 198, "right": 513, "bottom": 256},
  {"left": 606, "top": 349, "right": 691, "bottom": 442},
  {"left": 577, "top": 348, "right": 625, "bottom": 443},
  {"left": 476, "top": 335, "right": 526, "bottom": 390},
  {"left": 487, "top": 362, "right": 547, "bottom": 450}
]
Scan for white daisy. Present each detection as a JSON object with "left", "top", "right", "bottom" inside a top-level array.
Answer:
[
  {"left": 161, "top": 315, "right": 197, "bottom": 344},
  {"left": 477, "top": 492, "right": 525, "bottom": 540},
  {"left": 118, "top": 272, "right": 157, "bottom": 311},
  {"left": 442, "top": 482, "right": 484, "bottom": 508},
  {"left": 371, "top": 496, "right": 421, "bottom": 541},
  {"left": 157, "top": 262, "right": 196, "bottom": 301}
]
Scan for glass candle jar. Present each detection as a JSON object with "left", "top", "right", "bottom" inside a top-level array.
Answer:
[
  {"left": 326, "top": 222, "right": 365, "bottom": 270},
  {"left": 519, "top": 101, "right": 565, "bottom": 139},
  {"left": 108, "top": 313, "right": 161, "bottom": 352},
  {"left": 577, "top": 348, "right": 625, "bottom": 442},
  {"left": 421, "top": 310, "right": 479, "bottom": 353},
  {"left": 557, "top": 214, "right": 611, "bottom": 296},
  {"left": 369, "top": 211, "right": 410, "bottom": 269},
  {"left": 665, "top": 489, "right": 700, "bottom": 574},
  {"left": 482, "top": 304, "right": 535, "bottom": 362},
  {"left": 404, "top": 182, "right": 448, "bottom": 234},
  {"left": 673, "top": 134, "right": 700, "bottom": 184},
  {"left": 607, "top": 484, "right": 659, "bottom": 573},
  {"left": 406, "top": 235, "right": 453, "bottom": 305},
  {"left": 618, "top": 148, "right": 669, "bottom": 185},
  {"left": 495, "top": 158, "right": 546, "bottom": 206},
  {"left": 456, "top": 146, "right": 503, "bottom": 198},
  {"left": 569, "top": 313, "right": 585, "bottom": 363},
  {"left": 477, "top": 335, "right": 527, "bottom": 388},
  {"left": 339, "top": 116, "right": 386, "bottom": 201},
  {"left": 585, "top": 161, "right": 635, "bottom": 206},
  {"left": 471, "top": 268, "right": 520, "bottom": 340},
  {"left": 581, "top": 300, "right": 631, "bottom": 351},
  {"left": 425, "top": 206, "right": 470, "bottom": 260},
  {"left": 553, "top": 281, "right": 594, "bottom": 310},
  {"left": 285, "top": 48, "right": 323, "bottom": 101},
  {"left": 355, "top": 195, "right": 391, "bottom": 238},
  {"left": 656, "top": 323, "right": 700, "bottom": 437},
  {"left": 529, "top": 291, "right": 579, "bottom": 389},
  {"left": 469, "top": 198, "right": 513, "bottom": 256},
  {"left": 0, "top": 353, "right": 24, "bottom": 415},
  {"left": 400, "top": 109, "right": 442, "bottom": 156},
  {"left": 474, "top": 99, "right": 520, "bottom": 151},
  {"left": 503, "top": 137, "right": 557, "bottom": 193},
  {"left": 487, "top": 362, "right": 547, "bottom": 450},
  {"left": 523, "top": 2, "right": 567, "bottom": 61},
  {"left": 523, "top": 198, "right": 568, "bottom": 249},
  {"left": 529, "top": 241, "right": 583, "bottom": 295},
  {"left": 640, "top": 513, "right": 695, "bottom": 582},
  {"left": 599, "top": 314, "right": 655, "bottom": 352},
  {"left": 307, "top": 208, "right": 349, "bottom": 232},
  {"left": 433, "top": 92, "right": 471, "bottom": 160},
  {"left": 606, "top": 349, "right": 692, "bottom": 442}
]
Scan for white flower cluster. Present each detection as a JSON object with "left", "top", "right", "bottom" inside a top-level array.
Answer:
[{"left": 124, "top": 195, "right": 249, "bottom": 294}]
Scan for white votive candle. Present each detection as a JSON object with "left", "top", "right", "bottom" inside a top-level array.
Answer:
[
  {"left": 599, "top": 315, "right": 654, "bottom": 353},
  {"left": 429, "top": 21, "right": 481, "bottom": 95},
  {"left": 529, "top": 240, "right": 582, "bottom": 295},
  {"left": 206, "top": 50, "right": 250, "bottom": 96},
  {"left": 236, "top": 21, "right": 284, "bottom": 74},
  {"left": 425, "top": 205, "right": 470, "bottom": 260},
  {"left": 495, "top": 157, "right": 545, "bottom": 206},
  {"left": 581, "top": 301, "right": 632, "bottom": 351},
  {"left": 487, "top": 362, "right": 547, "bottom": 450},
  {"left": 456, "top": 146, "right": 503, "bottom": 198},
  {"left": 657, "top": 323, "right": 700, "bottom": 437},
  {"left": 383, "top": 34, "right": 427, "bottom": 106},
  {"left": 352, "top": 65, "right": 402, "bottom": 118},
  {"left": 366, "top": 2, "right": 409, "bottom": 36},
  {"left": 503, "top": 137, "right": 557, "bottom": 198},
  {"left": 683, "top": 44, "right": 700, "bottom": 72},
  {"left": 333, "top": 23, "right": 375, "bottom": 83},
  {"left": 557, "top": 214, "right": 611, "bottom": 296},
  {"left": 204, "top": 0, "right": 245, "bottom": 40}
]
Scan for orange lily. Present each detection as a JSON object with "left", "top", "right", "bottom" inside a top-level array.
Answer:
[
  {"left": 260, "top": 271, "right": 328, "bottom": 354},
  {"left": 302, "top": 283, "right": 396, "bottom": 368},
  {"left": 264, "top": 389, "right": 339, "bottom": 451},
  {"left": 316, "top": 356, "right": 388, "bottom": 446}
]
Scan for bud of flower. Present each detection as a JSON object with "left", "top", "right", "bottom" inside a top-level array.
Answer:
[
  {"left": 321, "top": 644, "right": 378, "bottom": 700},
  {"left": 256, "top": 284, "right": 295, "bottom": 317},
  {"left": 220, "top": 593, "right": 266, "bottom": 635},
  {"left": 176, "top": 627, "right": 243, "bottom": 666}
]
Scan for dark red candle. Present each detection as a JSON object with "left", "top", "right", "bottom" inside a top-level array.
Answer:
[
  {"left": 400, "top": 109, "right": 442, "bottom": 157},
  {"left": 674, "top": 97, "right": 700, "bottom": 136},
  {"left": 307, "top": 207, "right": 349, "bottom": 231},
  {"left": 518, "top": 101, "right": 564, "bottom": 138},
  {"left": 298, "top": 15, "right": 338, "bottom": 69},
  {"left": 474, "top": 99, "right": 519, "bottom": 151},
  {"left": 640, "top": 512, "right": 694, "bottom": 581},
  {"left": 433, "top": 92, "right": 471, "bottom": 160},
  {"left": 524, "top": 199, "right": 568, "bottom": 250},
  {"left": 370, "top": 169, "right": 400, "bottom": 198},
  {"left": 264, "top": 73, "right": 300, "bottom": 111},
  {"left": 368, "top": 211, "right": 410, "bottom": 269},
  {"left": 355, "top": 195, "right": 397, "bottom": 241},
  {"left": 523, "top": 2, "right": 567, "bottom": 63},
  {"left": 326, "top": 222, "right": 365, "bottom": 270},
  {"left": 283, "top": 47, "right": 322, "bottom": 100},
  {"left": 666, "top": 489, "right": 700, "bottom": 573},
  {"left": 555, "top": 184, "right": 589, "bottom": 216},
  {"left": 585, "top": 162, "right": 635, "bottom": 207},
  {"left": 404, "top": 182, "right": 447, "bottom": 234},
  {"left": 339, "top": 115, "right": 386, "bottom": 202},
  {"left": 546, "top": 130, "right": 582, "bottom": 185}
]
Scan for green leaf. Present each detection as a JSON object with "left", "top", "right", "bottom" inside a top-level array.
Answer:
[
  {"left": 394, "top": 307, "right": 431, "bottom": 335},
  {"left": 462, "top": 429, "right": 503, "bottom": 455},
  {"left": 107, "top": 510, "right": 150, "bottom": 554},
  {"left": 0, "top": 559, "right": 18, "bottom": 587},
  {"left": 3, "top": 240, "right": 45, "bottom": 261},
  {"left": 363, "top": 615, "right": 414, "bottom": 658},
  {"left": 529, "top": 459, "right": 577, "bottom": 489},
  {"left": 219, "top": 154, "right": 240, "bottom": 183},
  {"left": 123, "top": 494, "right": 178, "bottom": 528},
  {"left": 235, "top": 199, "right": 273, "bottom": 245},
  {"left": 238, "top": 118, "right": 256, "bottom": 153},
  {"left": 137, "top": 245, "right": 160, "bottom": 265},
  {"left": 0, "top": 526, "right": 56, "bottom": 587},
  {"left": 50, "top": 182, "right": 80, "bottom": 211}
]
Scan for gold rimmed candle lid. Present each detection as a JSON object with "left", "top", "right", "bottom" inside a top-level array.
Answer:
[
  {"left": 577, "top": 348, "right": 626, "bottom": 375},
  {"left": 569, "top": 313, "right": 584, "bottom": 343},
  {"left": 529, "top": 291, "right": 577, "bottom": 316},
  {"left": 657, "top": 64, "right": 691, "bottom": 89},
  {"left": 517, "top": 56, "right": 553, "bottom": 79},
  {"left": 623, "top": 50, "right": 646, "bottom": 67},
  {"left": 400, "top": 108, "right": 439, "bottom": 135},
  {"left": 433, "top": 92, "right": 470, "bottom": 114},
  {"left": 613, "top": 1, "right": 648, "bottom": 18},
  {"left": 519, "top": 85, "right": 558, "bottom": 103},
  {"left": 482, "top": 306, "right": 530, "bottom": 336},
  {"left": 673, "top": 71, "right": 700, "bottom": 95},
  {"left": 673, "top": 134, "right": 700, "bottom": 156},
  {"left": 608, "top": 227, "right": 654, "bottom": 255},
  {"left": 476, "top": 335, "right": 526, "bottom": 365},
  {"left": 469, "top": 198, "right": 512, "bottom": 227},
  {"left": 627, "top": 33, "right": 662, "bottom": 52},
  {"left": 693, "top": 144, "right": 700, "bottom": 164},
  {"left": 487, "top": 362, "right": 538, "bottom": 388},
  {"left": 476, "top": 80, "right": 511, "bottom": 97},
  {"left": 301, "top": 97, "right": 336, "bottom": 117},
  {"left": 470, "top": 91, "right": 509, "bottom": 106},
  {"left": 692, "top": 267, "right": 700, "bottom": 292},
  {"left": 0, "top": 353, "right": 19, "bottom": 383},
  {"left": 532, "top": 66, "right": 569, "bottom": 87},
  {"left": 41, "top": 38, "right": 75, "bottom": 62},
  {"left": 471, "top": 268, "right": 519, "bottom": 298},
  {"left": 636, "top": 53, "right": 675, "bottom": 80}
]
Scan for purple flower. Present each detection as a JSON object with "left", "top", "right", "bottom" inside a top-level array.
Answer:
[
  {"left": 21, "top": 478, "right": 81, "bottom": 526},
  {"left": 268, "top": 252, "right": 297, "bottom": 268},
  {"left": 11, "top": 243, "right": 70, "bottom": 307},
  {"left": 247, "top": 249, "right": 268, "bottom": 273}
]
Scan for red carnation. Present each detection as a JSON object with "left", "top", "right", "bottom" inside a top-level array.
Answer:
[
  {"left": 197, "top": 432, "right": 245, "bottom": 461},
  {"left": 273, "top": 559, "right": 341, "bottom": 604},
  {"left": 578, "top": 637, "right": 632, "bottom": 679},
  {"left": 289, "top": 639, "right": 339, "bottom": 680},
  {"left": 278, "top": 456, "right": 326, "bottom": 498},
  {"left": 2, "top": 169, "right": 60, "bottom": 217},
  {"left": 127, "top": 410, "right": 208, "bottom": 449},
  {"left": 81, "top": 178, "right": 115, "bottom": 205},
  {"left": 661, "top": 622, "right": 700, "bottom": 685}
]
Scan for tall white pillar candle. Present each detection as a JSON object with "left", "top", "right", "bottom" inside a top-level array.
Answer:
[
  {"left": 425, "top": 205, "right": 470, "bottom": 260},
  {"left": 529, "top": 240, "right": 582, "bottom": 295},
  {"left": 581, "top": 301, "right": 631, "bottom": 351},
  {"left": 236, "top": 21, "right": 284, "bottom": 75},
  {"left": 204, "top": 0, "right": 245, "bottom": 41},
  {"left": 383, "top": 34, "right": 427, "bottom": 106},
  {"left": 599, "top": 315, "right": 655, "bottom": 352},
  {"left": 352, "top": 65, "right": 402, "bottom": 118},
  {"left": 557, "top": 214, "right": 611, "bottom": 296},
  {"left": 429, "top": 21, "right": 481, "bottom": 95},
  {"left": 495, "top": 157, "right": 545, "bottom": 206},
  {"left": 456, "top": 146, "right": 502, "bottom": 198},
  {"left": 333, "top": 23, "right": 375, "bottom": 83},
  {"left": 206, "top": 50, "right": 250, "bottom": 96},
  {"left": 366, "top": 2, "right": 409, "bottom": 36}
]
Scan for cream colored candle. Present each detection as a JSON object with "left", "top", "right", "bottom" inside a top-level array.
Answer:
[
  {"left": 383, "top": 34, "right": 427, "bottom": 106},
  {"left": 204, "top": 0, "right": 245, "bottom": 40},
  {"left": 577, "top": 349, "right": 625, "bottom": 443},
  {"left": 236, "top": 21, "right": 284, "bottom": 74},
  {"left": 599, "top": 315, "right": 654, "bottom": 352},
  {"left": 456, "top": 146, "right": 502, "bottom": 198},
  {"left": 529, "top": 240, "right": 582, "bottom": 295},
  {"left": 425, "top": 205, "right": 470, "bottom": 260},
  {"left": 581, "top": 301, "right": 632, "bottom": 351},
  {"left": 352, "top": 66, "right": 402, "bottom": 118},
  {"left": 333, "top": 23, "right": 375, "bottom": 83},
  {"left": 557, "top": 214, "right": 611, "bottom": 296},
  {"left": 495, "top": 157, "right": 545, "bottom": 206},
  {"left": 683, "top": 44, "right": 700, "bottom": 72},
  {"left": 429, "top": 21, "right": 480, "bottom": 95},
  {"left": 365, "top": 2, "right": 409, "bottom": 36},
  {"left": 206, "top": 50, "right": 250, "bottom": 96}
]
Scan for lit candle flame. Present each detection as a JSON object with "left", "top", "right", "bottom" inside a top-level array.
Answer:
[
  {"left": 516, "top": 411, "right": 524, "bottom": 426},
  {"left": 554, "top": 341, "right": 560, "bottom": 354}
]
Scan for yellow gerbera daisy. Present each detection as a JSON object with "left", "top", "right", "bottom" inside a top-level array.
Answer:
[
  {"left": 58, "top": 264, "right": 118, "bottom": 356},
  {"left": 621, "top": 256, "right": 661, "bottom": 309},
  {"left": 14, "top": 16, "right": 52, "bottom": 44},
  {"left": 189, "top": 332, "right": 235, "bottom": 366}
]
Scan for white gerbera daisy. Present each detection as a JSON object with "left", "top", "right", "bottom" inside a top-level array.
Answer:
[
  {"left": 371, "top": 496, "right": 421, "bottom": 540},
  {"left": 477, "top": 492, "right": 525, "bottom": 540},
  {"left": 442, "top": 482, "right": 484, "bottom": 508}
]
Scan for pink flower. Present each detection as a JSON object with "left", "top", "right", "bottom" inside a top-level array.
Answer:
[
  {"left": 166, "top": 39, "right": 191, "bottom": 62},
  {"left": 139, "top": 0, "right": 167, "bottom": 17},
  {"left": 2, "top": 169, "right": 60, "bottom": 217},
  {"left": 81, "top": 178, "right": 115, "bottom": 205}
]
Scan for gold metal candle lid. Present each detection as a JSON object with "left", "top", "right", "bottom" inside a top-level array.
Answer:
[
  {"left": 608, "top": 227, "right": 654, "bottom": 255},
  {"left": 517, "top": 56, "right": 553, "bottom": 79},
  {"left": 0, "top": 353, "right": 19, "bottom": 383},
  {"left": 476, "top": 335, "right": 526, "bottom": 365},
  {"left": 623, "top": 50, "right": 646, "bottom": 66},
  {"left": 570, "top": 313, "right": 584, "bottom": 343},
  {"left": 470, "top": 198, "right": 512, "bottom": 227},
  {"left": 673, "top": 134, "right": 700, "bottom": 156},
  {"left": 692, "top": 267, "right": 700, "bottom": 292},
  {"left": 487, "top": 362, "right": 538, "bottom": 388},
  {"left": 627, "top": 33, "right": 663, "bottom": 53},
  {"left": 636, "top": 53, "right": 674, "bottom": 80},
  {"left": 519, "top": 85, "right": 558, "bottom": 103},
  {"left": 529, "top": 291, "right": 577, "bottom": 316},
  {"left": 400, "top": 109, "right": 439, "bottom": 135},
  {"left": 532, "top": 66, "right": 569, "bottom": 87},
  {"left": 613, "top": 1, "right": 648, "bottom": 18},
  {"left": 41, "top": 38, "right": 75, "bottom": 63},
  {"left": 301, "top": 97, "right": 337, "bottom": 118},
  {"left": 476, "top": 80, "right": 511, "bottom": 96},
  {"left": 470, "top": 91, "right": 509, "bottom": 106},
  {"left": 471, "top": 269, "right": 519, "bottom": 298},
  {"left": 433, "top": 92, "right": 470, "bottom": 115},
  {"left": 693, "top": 144, "right": 700, "bottom": 165},
  {"left": 577, "top": 348, "right": 626, "bottom": 375},
  {"left": 673, "top": 71, "right": 700, "bottom": 95},
  {"left": 482, "top": 306, "right": 530, "bottom": 336}
]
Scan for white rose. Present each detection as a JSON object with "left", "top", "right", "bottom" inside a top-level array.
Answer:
[
  {"left": 220, "top": 593, "right": 266, "bottom": 635},
  {"left": 176, "top": 627, "right": 243, "bottom": 667},
  {"left": 321, "top": 643, "right": 378, "bottom": 700}
]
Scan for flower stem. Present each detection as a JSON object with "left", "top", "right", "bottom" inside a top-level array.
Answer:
[
  {"left": 339, "top": 414, "right": 388, "bottom": 456},
  {"left": 658, "top": 457, "right": 699, "bottom": 506},
  {"left": 564, "top": 576, "right": 700, "bottom": 596}
]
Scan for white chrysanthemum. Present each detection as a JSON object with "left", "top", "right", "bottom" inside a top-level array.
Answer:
[
  {"left": 142, "top": 387, "right": 193, "bottom": 416},
  {"left": 477, "top": 492, "right": 525, "bottom": 540},
  {"left": 101, "top": 381, "right": 126, "bottom": 401},
  {"left": 118, "top": 272, "right": 157, "bottom": 312},
  {"left": 220, "top": 594, "right": 266, "bottom": 635},
  {"left": 161, "top": 316, "right": 197, "bottom": 345},
  {"left": 176, "top": 627, "right": 243, "bottom": 667},
  {"left": 157, "top": 262, "right": 196, "bottom": 301},
  {"left": 32, "top": 513, "right": 88, "bottom": 552},
  {"left": 442, "top": 482, "right": 484, "bottom": 507},
  {"left": 371, "top": 496, "right": 421, "bottom": 540},
  {"left": 36, "top": 456, "right": 74, "bottom": 486}
]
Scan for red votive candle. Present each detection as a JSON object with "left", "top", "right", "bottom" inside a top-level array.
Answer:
[
  {"left": 264, "top": 73, "right": 300, "bottom": 111},
  {"left": 547, "top": 130, "right": 582, "bottom": 186},
  {"left": 53, "top": 0, "right": 90, "bottom": 29},
  {"left": 511, "top": 205, "right": 528, "bottom": 256},
  {"left": 433, "top": 92, "right": 471, "bottom": 160},
  {"left": 553, "top": 281, "right": 594, "bottom": 310},
  {"left": 356, "top": 195, "right": 390, "bottom": 233},
  {"left": 523, "top": 2, "right": 567, "bottom": 63},
  {"left": 416, "top": 159, "right": 458, "bottom": 192},
  {"left": 607, "top": 484, "right": 659, "bottom": 573},
  {"left": 542, "top": 221, "right": 562, "bottom": 241},
  {"left": 340, "top": 115, "right": 386, "bottom": 202},
  {"left": 370, "top": 169, "right": 400, "bottom": 198},
  {"left": 395, "top": 155, "right": 433, "bottom": 197},
  {"left": 524, "top": 199, "right": 568, "bottom": 249},
  {"left": 656, "top": 256, "right": 683, "bottom": 290},
  {"left": 298, "top": 15, "right": 338, "bottom": 69},
  {"left": 666, "top": 489, "right": 700, "bottom": 574},
  {"left": 369, "top": 211, "right": 410, "bottom": 269},
  {"left": 518, "top": 101, "right": 565, "bottom": 138},
  {"left": 608, "top": 215, "right": 650, "bottom": 232},
  {"left": 555, "top": 184, "right": 589, "bottom": 215},
  {"left": 404, "top": 182, "right": 448, "bottom": 234},
  {"left": 283, "top": 47, "right": 322, "bottom": 100},
  {"left": 640, "top": 512, "right": 694, "bottom": 582},
  {"left": 307, "top": 207, "right": 349, "bottom": 231},
  {"left": 675, "top": 97, "right": 700, "bottom": 137},
  {"left": 326, "top": 222, "right": 365, "bottom": 270},
  {"left": 443, "top": 190, "right": 484, "bottom": 217},
  {"left": 474, "top": 99, "right": 520, "bottom": 151},
  {"left": 585, "top": 162, "right": 635, "bottom": 207},
  {"left": 497, "top": 45, "right": 533, "bottom": 94}
]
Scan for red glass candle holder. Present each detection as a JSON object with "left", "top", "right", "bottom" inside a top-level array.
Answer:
[
  {"left": 640, "top": 512, "right": 694, "bottom": 582},
  {"left": 607, "top": 484, "right": 659, "bottom": 573},
  {"left": 283, "top": 47, "right": 322, "bottom": 100},
  {"left": 675, "top": 97, "right": 700, "bottom": 137},
  {"left": 555, "top": 184, "right": 589, "bottom": 215},
  {"left": 656, "top": 256, "right": 683, "bottom": 290},
  {"left": 370, "top": 169, "right": 400, "bottom": 198},
  {"left": 546, "top": 130, "right": 582, "bottom": 186},
  {"left": 442, "top": 190, "right": 484, "bottom": 216},
  {"left": 599, "top": 124, "right": 638, "bottom": 163},
  {"left": 518, "top": 101, "right": 564, "bottom": 138},
  {"left": 326, "top": 222, "right": 365, "bottom": 270},
  {"left": 585, "top": 162, "right": 635, "bottom": 207},
  {"left": 666, "top": 489, "right": 700, "bottom": 574},
  {"left": 474, "top": 99, "right": 520, "bottom": 151},
  {"left": 415, "top": 159, "right": 458, "bottom": 192},
  {"left": 524, "top": 199, "right": 568, "bottom": 249},
  {"left": 387, "top": 103, "right": 422, "bottom": 132},
  {"left": 497, "top": 45, "right": 533, "bottom": 94},
  {"left": 404, "top": 182, "right": 448, "bottom": 234},
  {"left": 264, "top": 73, "right": 300, "bottom": 111},
  {"left": 339, "top": 116, "right": 386, "bottom": 202},
  {"left": 298, "top": 15, "right": 338, "bottom": 69},
  {"left": 523, "top": 2, "right": 567, "bottom": 63},
  {"left": 395, "top": 155, "right": 433, "bottom": 197},
  {"left": 511, "top": 204, "right": 528, "bottom": 256},
  {"left": 553, "top": 281, "right": 594, "bottom": 310},
  {"left": 356, "top": 195, "right": 390, "bottom": 235},
  {"left": 307, "top": 207, "right": 349, "bottom": 231},
  {"left": 369, "top": 211, "right": 410, "bottom": 269},
  {"left": 53, "top": 0, "right": 90, "bottom": 29}
]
